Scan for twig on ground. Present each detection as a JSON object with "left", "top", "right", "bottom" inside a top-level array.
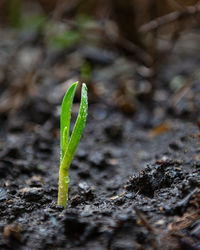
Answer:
[
  {"left": 105, "top": 32, "right": 153, "bottom": 67},
  {"left": 134, "top": 206, "right": 161, "bottom": 250},
  {"left": 139, "top": 4, "right": 200, "bottom": 33}
]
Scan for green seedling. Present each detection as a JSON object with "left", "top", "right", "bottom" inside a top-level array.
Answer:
[{"left": 58, "top": 82, "right": 88, "bottom": 208}]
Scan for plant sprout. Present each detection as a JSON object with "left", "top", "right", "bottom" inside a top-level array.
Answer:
[{"left": 58, "top": 82, "right": 88, "bottom": 208}]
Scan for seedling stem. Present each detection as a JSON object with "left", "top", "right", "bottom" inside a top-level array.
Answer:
[{"left": 58, "top": 82, "right": 88, "bottom": 208}]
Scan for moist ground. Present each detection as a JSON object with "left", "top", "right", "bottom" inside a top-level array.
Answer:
[{"left": 0, "top": 28, "right": 200, "bottom": 250}]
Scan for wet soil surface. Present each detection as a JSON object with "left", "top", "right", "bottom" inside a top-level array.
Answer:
[{"left": 0, "top": 28, "right": 200, "bottom": 250}]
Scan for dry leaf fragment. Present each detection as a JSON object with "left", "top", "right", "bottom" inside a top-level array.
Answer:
[
  {"left": 149, "top": 122, "right": 170, "bottom": 138},
  {"left": 3, "top": 224, "right": 21, "bottom": 240}
]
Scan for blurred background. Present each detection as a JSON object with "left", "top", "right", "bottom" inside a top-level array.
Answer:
[
  {"left": 1, "top": 2, "right": 200, "bottom": 248},
  {"left": 0, "top": 0, "right": 200, "bottom": 130}
]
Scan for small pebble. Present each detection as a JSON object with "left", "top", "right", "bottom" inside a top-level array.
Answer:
[
  {"left": 23, "top": 188, "right": 43, "bottom": 202},
  {"left": 0, "top": 188, "right": 8, "bottom": 201}
]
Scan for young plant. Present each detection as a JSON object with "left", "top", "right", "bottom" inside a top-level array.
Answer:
[{"left": 58, "top": 82, "right": 88, "bottom": 208}]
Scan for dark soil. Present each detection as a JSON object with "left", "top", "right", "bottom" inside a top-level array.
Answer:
[{"left": 1, "top": 27, "right": 200, "bottom": 250}]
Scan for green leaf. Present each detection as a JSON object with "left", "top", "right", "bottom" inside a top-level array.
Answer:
[
  {"left": 61, "top": 83, "right": 88, "bottom": 170},
  {"left": 21, "top": 15, "right": 47, "bottom": 31},
  {"left": 49, "top": 30, "right": 81, "bottom": 50},
  {"left": 81, "top": 61, "right": 91, "bottom": 82},
  {"left": 58, "top": 82, "right": 88, "bottom": 208},
  {"left": 60, "top": 82, "right": 78, "bottom": 160},
  {"left": 6, "top": 0, "right": 21, "bottom": 28}
]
